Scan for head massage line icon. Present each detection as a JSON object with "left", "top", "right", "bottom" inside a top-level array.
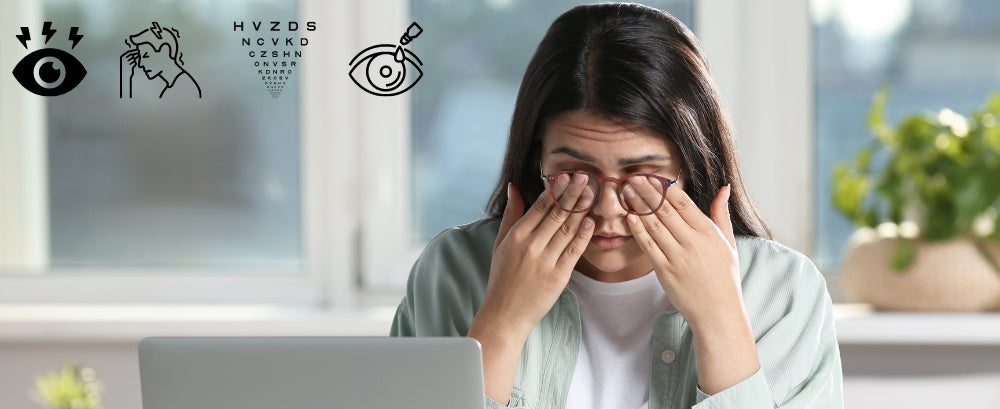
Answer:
[{"left": 120, "top": 22, "right": 202, "bottom": 99}]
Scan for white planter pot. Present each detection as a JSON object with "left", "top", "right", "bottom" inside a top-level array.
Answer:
[{"left": 840, "top": 232, "right": 1000, "bottom": 311}]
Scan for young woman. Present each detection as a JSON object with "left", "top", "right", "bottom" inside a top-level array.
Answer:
[{"left": 391, "top": 3, "right": 843, "bottom": 409}]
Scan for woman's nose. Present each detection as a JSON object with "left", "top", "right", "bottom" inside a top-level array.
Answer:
[{"left": 589, "top": 181, "right": 627, "bottom": 219}]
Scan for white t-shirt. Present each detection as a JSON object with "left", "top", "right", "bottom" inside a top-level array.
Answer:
[{"left": 564, "top": 269, "right": 673, "bottom": 409}]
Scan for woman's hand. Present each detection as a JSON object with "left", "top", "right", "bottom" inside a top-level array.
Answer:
[
  {"left": 621, "top": 178, "right": 742, "bottom": 328},
  {"left": 476, "top": 173, "right": 596, "bottom": 337},
  {"left": 622, "top": 179, "right": 762, "bottom": 394}
]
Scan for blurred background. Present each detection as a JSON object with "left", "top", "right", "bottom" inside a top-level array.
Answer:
[{"left": 1, "top": 0, "right": 999, "bottom": 408}]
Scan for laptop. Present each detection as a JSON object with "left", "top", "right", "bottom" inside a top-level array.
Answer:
[{"left": 139, "top": 336, "right": 484, "bottom": 409}]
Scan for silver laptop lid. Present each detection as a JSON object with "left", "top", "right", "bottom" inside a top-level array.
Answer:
[{"left": 139, "top": 336, "right": 484, "bottom": 409}]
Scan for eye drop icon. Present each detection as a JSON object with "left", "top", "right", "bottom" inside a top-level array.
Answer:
[{"left": 349, "top": 21, "right": 424, "bottom": 96}]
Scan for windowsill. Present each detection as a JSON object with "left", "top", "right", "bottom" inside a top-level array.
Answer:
[
  {"left": 0, "top": 302, "right": 399, "bottom": 343},
  {"left": 2, "top": 302, "right": 999, "bottom": 345},
  {"left": 833, "top": 303, "right": 1000, "bottom": 345}
]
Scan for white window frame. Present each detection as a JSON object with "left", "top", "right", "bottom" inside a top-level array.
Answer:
[
  {"left": 0, "top": 0, "right": 361, "bottom": 305},
  {"left": 696, "top": 0, "right": 814, "bottom": 257},
  {"left": 359, "top": 0, "right": 816, "bottom": 291}
]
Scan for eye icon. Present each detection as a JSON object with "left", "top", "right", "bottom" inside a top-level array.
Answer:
[
  {"left": 12, "top": 48, "right": 87, "bottom": 96},
  {"left": 11, "top": 24, "right": 87, "bottom": 97},
  {"left": 349, "top": 44, "right": 423, "bottom": 96}
]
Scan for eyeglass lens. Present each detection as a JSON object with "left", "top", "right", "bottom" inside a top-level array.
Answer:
[{"left": 552, "top": 173, "right": 667, "bottom": 215}]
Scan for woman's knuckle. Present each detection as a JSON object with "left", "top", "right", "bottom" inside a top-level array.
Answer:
[
  {"left": 525, "top": 241, "right": 545, "bottom": 257},
  {"left": 531, "top": 195, "right": 551, "bottom": 212},
  {"left": 675, "top": 197, "right": 693, "bottom": 210},
  {"left": 548, "top": 207, "right": 569, "bottom": 223},
  {"left": 508, "top": 225, "right": 526, "bottom": 242},
  {"left": 647, "top": 219, "right": 664, "bottom": 232},
  {"left": 559, "top": 222, "right": 574, "bottom": 237}
]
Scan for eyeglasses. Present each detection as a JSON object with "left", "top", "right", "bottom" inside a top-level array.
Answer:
[{"left": 539, "top": 170, "right": 678, "bottom": 216}]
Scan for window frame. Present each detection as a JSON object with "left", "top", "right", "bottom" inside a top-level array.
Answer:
[{"left": 0, "top": 0, "right": 360, "bottom": 305}]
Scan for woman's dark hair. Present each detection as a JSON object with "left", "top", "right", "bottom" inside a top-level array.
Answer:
[{"left": 484, "top": 2, "right": 772, "bottom": 239}]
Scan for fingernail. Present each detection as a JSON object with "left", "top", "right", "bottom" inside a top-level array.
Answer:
[
  {"left": 583, "top": 218, "right": 594, "bottom": 228},
  {"left": 627, "top": 214, "right": 639, "bottom": 224},
  {"left": 557, "top": 174, "right": 569, "bottom": 187}
]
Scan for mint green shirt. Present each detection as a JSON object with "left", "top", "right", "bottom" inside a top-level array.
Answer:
[{"left": 390, "top": 217, "right": 844, "bottom": 408}]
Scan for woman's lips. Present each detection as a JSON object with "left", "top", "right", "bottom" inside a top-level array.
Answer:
[{"left": 590, "top": 235, "right": 630, "bottom": 249}]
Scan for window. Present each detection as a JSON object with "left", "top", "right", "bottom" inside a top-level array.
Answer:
[
  {"left": 0, "top": 0, "right": 348, "bottom": 304},
  {"left": 812, "top": 0, "right": 1000, "bottom": 272},
  {"left": 2, "top": 1, "right": 300, "bottom": 270},
  {"left": 409, "top": 0, "right": 695, "bottom": 242}
]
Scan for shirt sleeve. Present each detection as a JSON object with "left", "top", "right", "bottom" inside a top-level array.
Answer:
[
  {"left": 693, "top": 368, "right": 774, "bottom": 408},
  {"left": 389, "top": 296, "right": 415, "bottom": 337},
  {"left": 692, "top": 252, "right": 845, "bottom": 409}
]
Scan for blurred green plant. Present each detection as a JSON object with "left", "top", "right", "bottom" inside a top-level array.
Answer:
[
  {"left": 33, "top": 364, "right": 103, "bottom": 409},
  {"left": 832, "top": 86, "right": 1000, "bottom": 272}
]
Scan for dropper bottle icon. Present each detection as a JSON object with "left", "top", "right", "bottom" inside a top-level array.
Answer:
[
  {"left": 394, "top": 22, "right": 423, "bottom": 62},
  {"left": 400, "top": 22, "right": 423, "bottom": 45}
]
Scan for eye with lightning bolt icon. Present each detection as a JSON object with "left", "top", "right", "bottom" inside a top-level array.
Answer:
[{"left": 11, "top": 22, "right": 87, "bottom": 96}]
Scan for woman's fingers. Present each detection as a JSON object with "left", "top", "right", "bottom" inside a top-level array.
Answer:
[
  {"left": 621, "top": 179, "right": 682, "bottom": 253},
  {"left": 623, "top": 176, "right": 694, "bottom": 244},
  {"left": 494, "top": 183, "right": 524, "bottom": 253},
  {"left": 511, "top": 178, "right": 561, "bottom": 235},
  {"left": 662, "top": 180, "right": 714, "bottom": 232},
  {"left": 533, "top": 172, "right": 591, "bottom": 241},
  {"left": 625, "top": 212, "right": 669, "bottom": 266},
  {"left": 555, "top": 216, "right": 595, "bottom": 271},
  {"left": 709, "top": 184, "right": 737, "bottom": 249},
  {"left": 545, "top": 185, "right": 595, "bottom": 256}
]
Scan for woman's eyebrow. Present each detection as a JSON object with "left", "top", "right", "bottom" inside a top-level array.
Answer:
[{"left": 550, "top": 146, "right": 671, "bottom": 166}]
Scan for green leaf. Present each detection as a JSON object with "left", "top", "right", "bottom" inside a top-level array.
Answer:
[
  {"left": 856, "top": 146, "right": 874, "bottom": 171},
  {"left": 868, "top": 85, "right": 893, "bottom": 143},
  {"left": 987, "top": 93, "right": 1000, "bottom": 114},
  {"left": 831, "top": 163, "right": 870, "bottom": 222},
  {"left": 890, "top": 239, "right": 916, "bottom": 271},
  {"left": 985, "top": 126, "right": 1000, "bottom": 153}
]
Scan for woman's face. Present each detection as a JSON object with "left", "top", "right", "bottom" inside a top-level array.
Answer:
[{"left": 540, "top": 110, "right": 684, "bottom": 282}]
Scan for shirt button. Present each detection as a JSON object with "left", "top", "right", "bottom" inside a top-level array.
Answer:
[{"left": 660, "top": 349, "right": 676, "bottom": 364}]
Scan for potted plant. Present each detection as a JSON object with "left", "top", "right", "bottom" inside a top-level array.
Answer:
[
  {"left": 31, "top": 364, "right": 104, "bottom": 409},
  {"left": 831, "top": 87, "right": 1000, "bottom": 311}
]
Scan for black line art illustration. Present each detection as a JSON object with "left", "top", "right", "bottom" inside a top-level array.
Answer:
[
  {"left": 349, "top": 22, "right": 424, "bottom": 96},
  {"left": 120, "top": 22, "right": 202, "bottom": 98},
  {"left": 11, "top": 22, "right": 87, "bottom": 96}
]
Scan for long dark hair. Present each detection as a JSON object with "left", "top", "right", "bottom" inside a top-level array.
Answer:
[{"left": 484, "top": 3, "right": 771, "bottom": 239}]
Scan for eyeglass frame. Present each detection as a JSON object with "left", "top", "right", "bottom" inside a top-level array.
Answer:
[{"left": 538, "top": 164, "right": 678, "bottom": 216}]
